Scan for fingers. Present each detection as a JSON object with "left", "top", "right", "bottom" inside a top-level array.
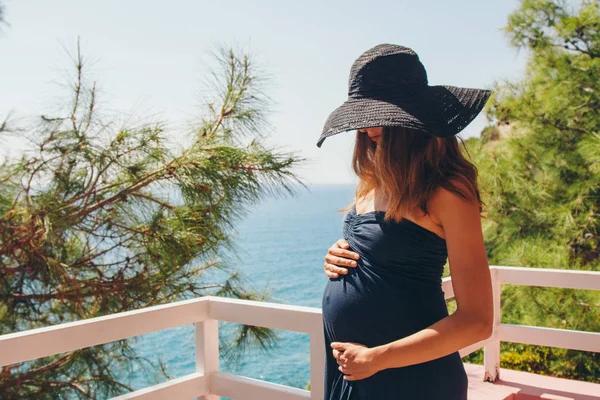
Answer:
[
  {"left": 324, "top": 239, "right": 360, "bottom": 278},
  {"left": 332, "top": 348, "right": 344, "bottom": 359},
  {"left": 332, "top": 348, "right": 339, "bottom": 360},
  {"left": 336, "top": 239, "right": 350, "bottom": 249},
  {"left": 324, "top": 262, "right": 350, "bottom": 278},
  {"left": 338, "top": 365, "right": 354, "bottom": 381},
  {"left": 323, "top": 262, "right": 347, "bottom": 278},
  {"left": 332, "top": 349, "right": 347, "bottom": 365},
  {"left": 324, "top": 269, "right": 340, "bottom": 279},
  {"left": 325, "top": 253, "right": 358, "bottom": 267},
  {"left": 333, "top": 241, "right": 360, "bottom": 261}
]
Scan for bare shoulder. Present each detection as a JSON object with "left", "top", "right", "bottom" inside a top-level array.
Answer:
[{"left": 428, "top": 179, "right": 479, "bottom": 227}]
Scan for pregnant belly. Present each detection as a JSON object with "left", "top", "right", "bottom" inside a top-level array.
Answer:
[{"left": 322, "top": 264, "right": 448, "bottom": 347}]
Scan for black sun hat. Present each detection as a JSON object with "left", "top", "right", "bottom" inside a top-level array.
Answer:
[{"left": 316, "top": 43, "right": 492, "bottom": 148}]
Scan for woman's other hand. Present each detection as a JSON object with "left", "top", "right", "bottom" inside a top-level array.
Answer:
[
  {"left": 324, "top": 239, "right": 360, "bottom": 278},
  {"left": 331, "top": 341, "right": 381, "bottom": 381}
]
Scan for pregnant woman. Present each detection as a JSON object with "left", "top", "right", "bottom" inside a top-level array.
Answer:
[{"left": 317, "top": 44, "right": 494, "bottom": 399}]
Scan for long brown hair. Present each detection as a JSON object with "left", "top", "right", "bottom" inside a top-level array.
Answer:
[{"left": 344, "top": 125, "right": 486, "bottom": 224}]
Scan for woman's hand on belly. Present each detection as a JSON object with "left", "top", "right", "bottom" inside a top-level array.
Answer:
[
  {"left": 331, "top": 341, "right": 382, "bottom": 381},
  {"left": 324, "top": 239, "right": 360, "bottom": 278}
]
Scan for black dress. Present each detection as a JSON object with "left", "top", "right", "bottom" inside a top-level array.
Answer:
[{"left": 321, "top": 205, "right": 468, "bottom": 399}]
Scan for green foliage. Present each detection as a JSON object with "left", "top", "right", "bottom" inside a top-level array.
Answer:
[
  {"left": 475, "top": 0, "right": 600, "bottom": 383},
  {"left": 506, "top": 0, "right": 600, "bottom": 57},
  {"left": 0, "top": 41, "right": 307, "bottom": 398},
  {"left": 480, "top": 125, "right": 501, "bottom": 144},
  {"left": 500, "top": 343, "right": 600, "bottom": 381}
]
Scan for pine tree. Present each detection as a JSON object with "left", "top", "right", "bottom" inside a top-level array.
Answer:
[
  {"left": 468, "top": 0, "right": 600, "bottom": 382},
  {"left": 0, "top": 41, "right": 307, "bottom": 398}
]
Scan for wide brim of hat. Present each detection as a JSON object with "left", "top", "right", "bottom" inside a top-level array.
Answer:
[{"left": 316, "top": 85, "right": 491, "bottom": 148}]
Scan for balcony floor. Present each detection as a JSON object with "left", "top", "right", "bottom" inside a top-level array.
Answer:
[{"left": 465, "top": 363, "right": 600, "bottom": 399}]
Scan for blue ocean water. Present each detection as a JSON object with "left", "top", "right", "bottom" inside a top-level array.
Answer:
[{"left": 127, "top": 184, "right": 357, "bottom": 395}]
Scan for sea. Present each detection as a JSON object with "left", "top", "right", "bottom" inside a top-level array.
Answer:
[{"left": 126, "top": 184, "right": 357, "bottom": 397}]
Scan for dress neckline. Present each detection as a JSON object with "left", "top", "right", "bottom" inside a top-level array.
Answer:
[{"left": 350, "top": 204, "right": 446, "bottom": 243}]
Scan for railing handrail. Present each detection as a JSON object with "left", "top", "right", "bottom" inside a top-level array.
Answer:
[{"left": 1, "top": 265, "right": 599, "bottom": 399}]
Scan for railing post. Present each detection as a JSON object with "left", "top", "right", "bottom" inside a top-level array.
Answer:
[
  {"left": 309, "top": 320, "right": 326, "bottom": 400},
  {"left": 484, "top": 267, "right": 501, "bottom": 382},
  {"left": 196, "top": 317, "right": 220, "bottom": 400}
]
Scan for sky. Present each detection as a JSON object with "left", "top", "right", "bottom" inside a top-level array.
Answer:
[{"left": 0, "top": 0, "right": 527, "bottom": 184}]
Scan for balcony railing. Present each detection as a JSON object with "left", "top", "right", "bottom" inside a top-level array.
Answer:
[{"left": 1, "top": 266, "right": 599, "bottom": 399}]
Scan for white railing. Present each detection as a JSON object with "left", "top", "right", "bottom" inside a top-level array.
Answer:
[
  {"left": 489, "top": 266, "right": 600, "bottom": 381},
  {"left": 1, "top": 266, "right": 599, "bottom": 399},
  {"left": 451, "top": 266, "right": 600, "bottom": 382}
]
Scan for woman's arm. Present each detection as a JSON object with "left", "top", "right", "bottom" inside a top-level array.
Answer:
[{"left": 332, "top": 183, "right": 494, "bottom": 379}]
